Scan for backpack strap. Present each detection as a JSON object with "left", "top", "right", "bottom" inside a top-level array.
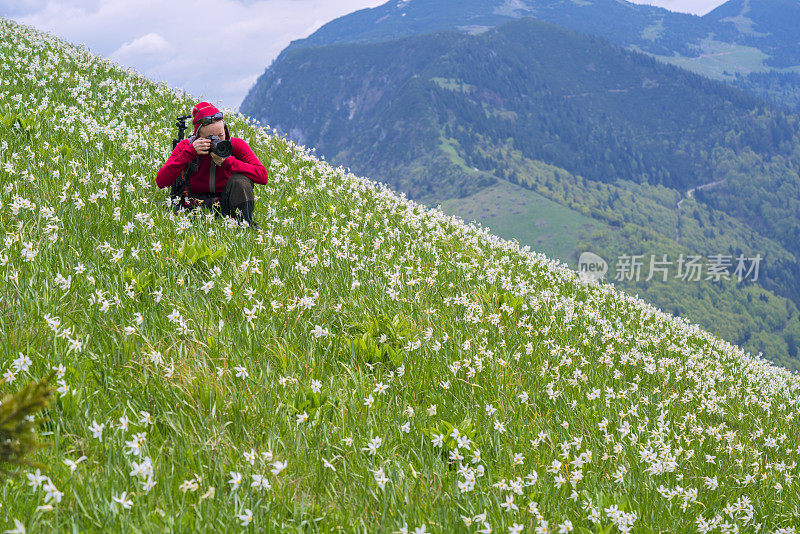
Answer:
[{"left": 172, "top": 155, "right": 202, "bottom": 214}]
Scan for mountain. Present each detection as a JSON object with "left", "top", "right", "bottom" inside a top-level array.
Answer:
[
  {"left": 240, "top": 17, "right": 800, "bottom": 369},
  {"left": 246, "top": 17, "right": 794, "bottom": 196},
  {"left": 4, "top": 15, "right": 800, "bottom": 532},
  {"left": 279, "top": 0, "right": 726, "bottom": 57},
  {"left": 263, "top": 0, "right": 800, "bottom": 110},
  {"left": 705, "top": 0, "right": 800, "bottom": 68}
]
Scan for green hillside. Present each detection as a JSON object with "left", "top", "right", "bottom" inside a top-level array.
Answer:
[
  {"left": 3, "top": 16, "right": 800, "bottom": 534},
  {"left": 440, "top": 179, "right": 605, "bottom": 262},
  {"left": 240, "top": 18, "right": 800, "bottom": 370}
]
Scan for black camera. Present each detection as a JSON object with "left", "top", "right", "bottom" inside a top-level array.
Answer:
[{"left": 188, "top": 134, "right": 232, "bottom": 159}]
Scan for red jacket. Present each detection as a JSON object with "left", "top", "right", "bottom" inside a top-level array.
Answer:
[{"left": 156, "top": 137, "right": 269, "bottom": 193}]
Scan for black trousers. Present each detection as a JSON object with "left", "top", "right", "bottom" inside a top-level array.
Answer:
[{"left": 175, "top": 173, "right": 257, "bottom": 227}]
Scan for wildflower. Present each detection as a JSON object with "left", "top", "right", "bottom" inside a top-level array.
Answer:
[
  {"left": 53, "top": 377, "right": 70, "bottom": 397},
  {"left": 323, "top": 458, "right": 337, "bottom": 471},
  {"left": 129, "top": 457, "right": 153, "bottom": 479},
  {"left": 112, "top": 492, "right": 133, "bottom": 509},
  {"left": 228, "top": 472, "right": 243, "bottom": 491},
  {"left": 271, "top": 461, "right": 288, "bottom": 475},
  {"left": 373, "top": 468, "right": 389, "bottom": 490},
  {"left": 3, "top": 369, "right": 17, "bottom": 384},
  {"left": 42, "top": 479, "right": 63, "bottom": 504},
  {"left": 27, "top": 469, "right": 47, "bottom": 489},
  {"left": 124, "top": 436, "right": 142, "bottom": 456},
  {"left": 311, "top": 325, "right": 329, "bottom": 338},
  {"left": 179, "top": 479, "right": 199, "bottom": 493},
  {"left": 234, "top": 366, "right": 249, "bottom": 379},
  {"left": 148, "top": 351, "right": 163, "bottom": 366},
  {"left": 63, "top": 456, "right": 87, "bottom": 473},
  {"left": 12, "top": 353, "right": 32, "bottom": 373},
  {"left": 501, "top": 494, "right": 518, "bottom": 512},
  {"left": 236, "top": 509, "right": 253, "bottom": 527},
  {"left": 52, "top": 364, "right": 66, "bottom": 378},
  {"left": 251, "top": 474, "right": 271, "bottom": 490},
  {"left": 362, "top": 436, "right": 383, "bottom": 455},
  {"left": 310, "top": 379, "right": 322, "bottom": 393}
]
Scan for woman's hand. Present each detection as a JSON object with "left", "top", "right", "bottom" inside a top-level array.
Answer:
[
  {"left": 211, "top": 152, "right": 224, "bottom": 166},
  {"left": 192, "top": 137, "right": 211, "bottom": 155}
]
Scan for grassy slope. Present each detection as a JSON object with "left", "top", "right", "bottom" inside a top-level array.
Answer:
[
  {"left": 440, "top": 179, "right": 605, "bottom": 263},
  {"left": 436, "top": 135, "right": 605, "bottom": 261},
  {"left": 2, "top": 17, "right": 800, "bottom": 534}
]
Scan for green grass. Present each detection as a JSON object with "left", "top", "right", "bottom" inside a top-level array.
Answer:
[
  {"left": 640, "top": 19, "right": 665, "bottom": 42},
  {"left": 653, "top": 39, "right": 770, "bottom": 80},
  {"left": 440, "top": 179, "right": 604, "bottom": 263},
  {"left": 430, "top": 78, "right": 474, "bottom": 93},
  {"left": 2, "top": 16, "right": 800, "bottom": 534}
]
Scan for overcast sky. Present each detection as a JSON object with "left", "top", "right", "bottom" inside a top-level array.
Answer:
[{"left": 1, "top": 0, "right": 727, "bottom": 111}]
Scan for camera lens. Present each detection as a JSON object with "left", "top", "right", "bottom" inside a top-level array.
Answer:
[{"left": 213, "top": 140, "right": 233, "bottom": 158}]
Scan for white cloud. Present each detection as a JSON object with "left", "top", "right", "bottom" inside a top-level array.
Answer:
[
  {"left": 110, "top": 32, "right": 170, "bottom": 61},
  {"left": 221, "top": 74, "right": 261, "bottom": 95},
  {"left": 1, "top": 0, "right": 386, "bottom": 110},
  {"left": 627, "top": 0, "right": 726, "bottom": 16}
]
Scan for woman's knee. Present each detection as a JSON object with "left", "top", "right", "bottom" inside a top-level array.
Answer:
[{"left": 225, "top": 174, "right": 255, "bottom": 206}]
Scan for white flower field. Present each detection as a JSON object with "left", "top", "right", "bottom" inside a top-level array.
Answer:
[{"left": 1, "top": 16, "right": 799, "bottom": 534}]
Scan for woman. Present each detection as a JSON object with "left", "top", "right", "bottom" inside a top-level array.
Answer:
[{"left": 157, "top": 101, "right": 268, "bottom": 228}]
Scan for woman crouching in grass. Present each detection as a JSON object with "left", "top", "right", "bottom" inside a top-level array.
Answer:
[{"left": 157, "top": 101, "right": 268, "bottom": 229}]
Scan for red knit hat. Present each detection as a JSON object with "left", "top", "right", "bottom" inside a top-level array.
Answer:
[{"left": 192, "top": 101, "right": 230, "bottom": 138}]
